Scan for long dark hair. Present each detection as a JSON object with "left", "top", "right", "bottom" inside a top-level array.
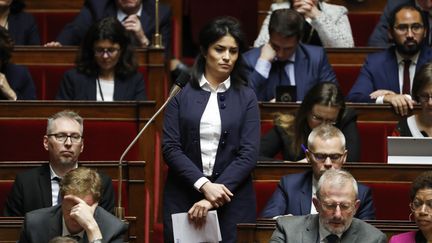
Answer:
[
  {"left": 75, "top": 17, "right": 137, "bottom": 79},
  {"left": 9, "top": 0, "right": 25, "bottom": 14},
  {"left": 190, "top": 16, "right": 248, "bottom": 89},
  {"left": 291, "top": 82, "right": 345, "bottom": 156},
  {"left": 412, "top": 62, "right": 432, "bottom": 102}
]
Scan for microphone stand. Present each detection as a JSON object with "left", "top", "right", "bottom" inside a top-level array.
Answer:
[{"left": 151, "top": 0, "right": 163, "bottom": 48}]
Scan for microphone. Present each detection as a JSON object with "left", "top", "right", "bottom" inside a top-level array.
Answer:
[{"left": 115, "top": 71, "right": 191, "bottom": 219}]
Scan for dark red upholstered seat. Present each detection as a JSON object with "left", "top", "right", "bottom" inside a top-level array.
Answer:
[
  {"left": 357, "top": 122, "right": 396, "bottom": 163},
  {"left": 333, "top": 66, "right": 361, "bottom": 97},
  {"left": 32, "top": 12, "right": 78, "bottom": 44},
  {"left": 348, "top": 12, "right": 381, "bottom": 47}
]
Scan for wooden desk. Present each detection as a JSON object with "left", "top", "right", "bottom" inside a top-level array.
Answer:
[
  {"left": 237, "top": 219, "right": 417, "bottom": 243},
  {"left": 0, "top": 216, "right": 137, "bottom": 243}
]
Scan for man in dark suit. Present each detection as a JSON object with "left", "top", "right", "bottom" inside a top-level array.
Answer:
[
  {"left": 348, "top": 5, "right": 432, "bottom": 116},
  {"left": 270, "top": 169, "right": 386, "bottom": 242},
  {"left": 368, "top": 0, "right": 432, "bottom": 47},
  {"left": 4, "top": 110, "right": 115, "bottom": 216},
  {"left": 261, "top": 124, "right": 375, "bottom": 220},
  {"left": 19, "top": 167, "right": 127, "bottom": 243},
  {"left": 243, "top": 8, "right": 336, "bottom": 102},
  {"left": 45, "top": 0, "right": 171, "bottom": 54}
]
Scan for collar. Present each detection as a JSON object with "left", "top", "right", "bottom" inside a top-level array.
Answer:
[
  {"left": 49, "top": 163, "right": 78, "bottom": 180},
  {"left": 318, "top": 219, "right": 343, "bottom": 242},
  {"left": 277, "top": 53, "right": 296, "bottom": 63},
  {"left": 62, "top": 216, "right": 85, "bottom": 239},
  {"left": 199, "top": 75, "right": 231, "bottom": 92},
  {"left": 117, "top": 3, "right": 143, "bottom": 21},
  {"left": 395, "top": 49, "right": 420, "bottom": 65}
]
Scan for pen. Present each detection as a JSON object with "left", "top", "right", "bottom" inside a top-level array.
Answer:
[{"left": 301, "top": 144, "right": 307, "bottom": 153}]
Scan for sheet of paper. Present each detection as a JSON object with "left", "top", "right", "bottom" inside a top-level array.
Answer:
[{"left": 172, "top": 210, "right": 222, "bottom": 243}]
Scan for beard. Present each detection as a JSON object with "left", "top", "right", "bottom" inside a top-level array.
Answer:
[
  {"left": 320, "top": 216, "right": 353, "bottom": 235},
  {"left": 395, "top": 39, "right": 422, "bottom": 56}
]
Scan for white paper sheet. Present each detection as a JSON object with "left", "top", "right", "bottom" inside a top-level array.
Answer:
[{"left": 171, "top": 210, "right": 222, "bottom": 243}]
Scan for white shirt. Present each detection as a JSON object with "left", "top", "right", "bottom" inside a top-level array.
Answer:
[
  {"left": 407, "top": 115, "right": 426, "bottom": 137},
  {"left": 255, "top": 54, "right": 296, "bottom": 86},
  {"left": 375, "top": 51, "right": 418, "bottom": 104},
  {"left": 117, "top": 4, "right": 143, "bottom": 21},
  {"left": 49, "top": 163, "right": 78, "bottom": 206},
  {"left": 193, "top": 75, "right": 231, "bottom": 191},
  {"left": 310, "top": 176, "right": 319, "bottom": 214},
  {"left": 96, "top": 78, "right": 114, "bottom": 102}
]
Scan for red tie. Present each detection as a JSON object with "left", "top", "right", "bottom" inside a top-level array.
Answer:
[{"left": 402, "top": 59, "right": 412, "bottom": 94}]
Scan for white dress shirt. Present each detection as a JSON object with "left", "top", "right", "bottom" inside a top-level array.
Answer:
[{"left": 255, "top": 54, "right": 296, "bottom": 86}]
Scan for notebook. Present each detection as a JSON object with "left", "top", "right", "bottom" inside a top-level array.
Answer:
[{"left": 387, "top": 136, "right": 432, "bottom": 164}]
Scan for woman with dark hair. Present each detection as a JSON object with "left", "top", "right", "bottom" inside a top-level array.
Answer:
[
  {"left": 0, "top": 0, "right": 40, "bottom": 45},
  {"left": 394, "top": 62, "right": 432, "bottom": 137},
  {"left": 0, "top": 26, "right": 35, "bottom": 100},
  {"left": 162, "top": 16, "right": 259, "bottom": 242},
  {"left": 260, "top": 81, "right": 360, "bottom": 162},
  {"left": 254, "top": 0, "right": 353, "bottom": 47},
  {"left": 389, "top": 171, "right": 432, "bottom": 242},
  {"left": 56, "top": 17, "right": 146, "bottom": 101}
]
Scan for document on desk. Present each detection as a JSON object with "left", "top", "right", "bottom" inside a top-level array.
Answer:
[{"left": 172, "top": 210, "right": 222, "bottom": 243}]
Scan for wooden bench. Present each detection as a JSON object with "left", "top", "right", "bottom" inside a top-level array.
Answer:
[{"left": 237, "top": 219, "right": 417, "bottom": 243}]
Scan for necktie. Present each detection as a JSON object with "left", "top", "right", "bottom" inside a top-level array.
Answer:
[
  {"left": 326, "top": 234, "right": 339, "bottom": 243},
  {"left": 52, "top": 177, "right": 62, "bottom": 204},
  {"left": 276, "top": 60, "right": 290, "bottom": 85},
  {"left": 402, "top": 59, "right": 412, "bottom": 94}
]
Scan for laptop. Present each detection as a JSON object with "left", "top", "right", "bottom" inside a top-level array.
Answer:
[{"left": 387, "top": 136, "right": 432, "bottom": 164}]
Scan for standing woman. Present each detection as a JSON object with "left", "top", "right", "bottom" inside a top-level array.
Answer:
[
  {"left": 162, "top": 17, "right": 260, "bottom": 242},
  {"left": 56, "top": 17, "right": 146, "bottom": 101},
  {"left": 0, "top": 0, "right": 40, "bottom": 45}
]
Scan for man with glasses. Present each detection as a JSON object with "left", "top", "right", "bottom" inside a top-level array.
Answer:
[
  {"left": 270, "top": 169, "right": 386, "bottom": 243},
  {"left": 243, "top": 8, "right": 336, "bottom": 102},
  {"left": 260, "top": 124, "right": 375, "bottom": 220},
  {"left": 4, "top": 110, "right": 115, "bottom": 216},
  {"left": 347, "top": 5, "right": 432, "bottom": 116}
]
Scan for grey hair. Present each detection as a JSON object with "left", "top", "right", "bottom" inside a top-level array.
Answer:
[
  {"left": 307, "top": 124, "right": 345, "bottom": 151},
  {"left": 46, "top": 110, "right": 83, "bottom": 135},
  {"left": 316, "top": 169, "right": 358, "bottom": 199}
]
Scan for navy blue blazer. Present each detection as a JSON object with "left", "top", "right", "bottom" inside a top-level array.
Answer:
[
  {"left": 368, "top": 0, "right": 420, "bottom": 47},
  {"left": 243, "top": 43, "right": 337, "bottom": 101},
  {"left": 4, "top": 164, "right": 115, "bottom": 216},
  {"left": 162, "top": 82, "right": 260, "bottom": 243},
  {"left": 19, "top": 204, "right": 127, "bottom": 243},
  {"left": 347, "top": 45, "right": 432, "bottom": 102},
  {"left": 260, "top": 170, "right": 376, "bottom": 220},
  {"left": 8, "top": 11, "right": 40, "bottom": 45},
  {"left": 56, "top": 68, "right": 146, "bottom": 101},
  {"left": 56, "top": 0, "right": 171, "bottom": 55},
  {"left": 1, "top": 63, "right": 36, "bottom": 100}
]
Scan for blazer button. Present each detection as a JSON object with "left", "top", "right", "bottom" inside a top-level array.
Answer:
[
  {"left": 219, "top": 94, "right": 226, "bottom": 101},
  {"left": 220, "top": 103, "right": 226, "bottom": 109}
]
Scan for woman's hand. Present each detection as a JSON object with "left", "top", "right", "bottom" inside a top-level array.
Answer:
[
  {"left": 188, "top": 199, "right": 213, "bottom": 229},
  {"left": 292, "top": 0, "right": 321, "bottom": 19},
  {"left": 200, "top": 182, "right": 233, "bottom": 208},
  {"left": 0, "top": 73, "right": 17, "bottom": 100}
]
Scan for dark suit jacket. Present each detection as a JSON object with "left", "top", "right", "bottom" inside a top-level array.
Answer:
[
  {"left": 260, "top": 171, "right": 376, "bottom": 220},
  {"left": 243, "top": 43, "right": 337, "bottom": 101},
  {"left": 347, "top": 45, "right": 432, "bottom": 102},
  {"left": 8, "top": 11, "right": 40, "bottom": 45},
  {"left": 4, "top": 164, "right": 115, "bottom": 216},
  {"left": 56, "top": 68, "right": 147, "bottom": 100},
  {"left": 56, "top": 0, "right": 172, "bottom": 55},
  {"left": 368, "top": 0, "right": 420, "bottom": 47},
  {"left": 1, "top": 63, "right": 36, "bottom": 100},
  {"left": 162, "top": 83, "right": 260, "bottom": 243},
  {"left": 270, "top": 214, "right": 387, "bottom": 242},
  {"left": 18, "top": 205, "right": 127, "bottom": 243}
]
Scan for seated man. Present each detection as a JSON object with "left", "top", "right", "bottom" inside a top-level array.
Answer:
[
  {"left": 4, "top": 110, "right": 115, "bottom": 216},
  {"left": 270, "top": 169, "right": 386, "bottom": 243},
  {"left": 243, "top": 8, "right": 336, "bottom": 102},
  {"left": 261, "top": 124, "right": 375, "bottom": 220},
  {"left": 19, "top": 167, "right": 127, "bottom": 243},
  {"left": 347, "top": 5, "right": 432, "bottom": 116}
]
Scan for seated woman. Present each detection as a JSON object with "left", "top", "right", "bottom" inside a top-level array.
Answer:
[
  {"left": 0, "top": 26, "right": 36, "bottom": 100},
  {"left": 394, "top": 62, "right": 432, "bottom": 137},
  {"left": 260, "top": 82, "right": 360, "bottom": 162},
  {"left": 254, "top": 0, "right": 354, "bottom": 48},
  {"left": 389, "top": 171, "right": 432, "bottom": 242},
  {"left": 0, "top": 0, "right": 40, "bottom": 45},
  {"left": 56, "top": 17, "right": 147, "bottom": 101}
]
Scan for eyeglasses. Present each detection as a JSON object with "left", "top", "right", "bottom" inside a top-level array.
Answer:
[
  {"left": 308, "top": 150, "right": 344, "bottom": 163},
  {"left": 410, "top": 200, "right": 432, "bottom": 213},
  {"left": 320, "top": 200, "right": 355, "bottom": 213},
  {"left": 393, "top": 23, "right": 424, "bottom": 34},
  {"left": 418, "top": 94, "right": 432, "bottom": 103},
  {"left": 94, "top": 47, "right": 120, "bottom": 57},
  {"left": 47, "top": 133, "right": 83, "bottom": 143},
  {"left": 310, "top": 114, "right": 337, "bottom": 125}
]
